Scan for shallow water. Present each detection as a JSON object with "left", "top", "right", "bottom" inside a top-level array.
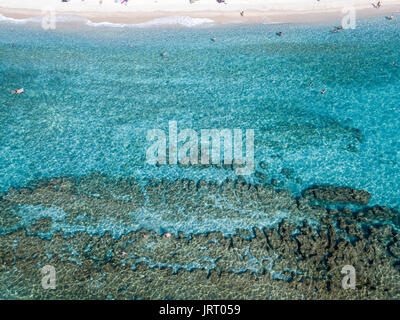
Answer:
[
  {"left": 0, "top": 16, "right": 399, "bottom": 213},
  {"left": 0, "top": 15, "right": 400, "bottom": 300}
]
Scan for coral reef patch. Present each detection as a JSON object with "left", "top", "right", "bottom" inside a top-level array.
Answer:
[
  {"left": 0, "top": 175, "right": 398, "bottom": 299},
  {"left": 303, "top": 186, "right": 372, "bottom": 205}
]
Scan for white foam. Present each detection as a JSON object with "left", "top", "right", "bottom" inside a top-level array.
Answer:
[
  {"left": 86, "top": 20, "right": 126, "bottom": 28},
  {"left": 51, "top": 14, "right": 88, "bottom": 23},
  {"left": 0, "top": 13, "right": 88, "bottom": 25},
  {"left": 262, "top": 21, "right": 289, "bottom": 25},
  {"left": 86, "top": 16, "right": 215, "bottom": 28},
  {"left": 0, "top": 13, "right": 214, "bottom": 28},
  {"left": 0, "top": 13, "right": 28, "bottom": 24}
]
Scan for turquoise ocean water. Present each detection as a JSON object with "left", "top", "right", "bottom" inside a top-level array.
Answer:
[{"left": 0, "top": 14, "right": 399, "bottom": 227}]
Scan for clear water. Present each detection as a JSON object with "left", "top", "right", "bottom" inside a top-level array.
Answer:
[{"left": 0, "top": 16, "right": 399, "bottom": 213}]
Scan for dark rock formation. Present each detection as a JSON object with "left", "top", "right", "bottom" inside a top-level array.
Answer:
[
  {"left": 303, "top": 185, "right": 371, "bottom": 205},
  {"left": 0, "top": 175, "right": 397, "bottom": 300}
]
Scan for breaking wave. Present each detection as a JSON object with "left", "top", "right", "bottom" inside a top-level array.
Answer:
[
  {"left": 86, "top": 16, "right": 215, "bottom": 28},
  {"left": 0, "top": 13, "right": 214, "bottom": 28}
]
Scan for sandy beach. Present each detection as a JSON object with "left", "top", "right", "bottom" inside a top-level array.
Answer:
[{"left": 0, "top": 0, "right": 399, "bottom": 25}]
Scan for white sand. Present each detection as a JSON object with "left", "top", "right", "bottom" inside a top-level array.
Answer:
[{"left": 0, "top": 0, "right": 399, "bottom": 24}]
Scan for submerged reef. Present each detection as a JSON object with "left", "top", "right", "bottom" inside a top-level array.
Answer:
[
  {"left": 303, "top": 186, "right": 372, "bottom": 205},
  {"left": 0, "top": 174, "right": 399, "bottom": 299}
]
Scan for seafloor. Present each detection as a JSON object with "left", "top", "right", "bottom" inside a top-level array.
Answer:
[
  {"left": 0, "top": 170, "right": 399, "bottom": 299},
  {"left": 0, "top": 16, "right": 400, "bottom": 300}
]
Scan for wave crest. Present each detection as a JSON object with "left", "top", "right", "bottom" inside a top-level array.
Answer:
[
  {"left": 86, "top": 16, "right": 215, "bottom": 28},
  {"left": 0, "top": 13, "right": 214, "bottom": 28},
  {"left": 0, "top": 13, "right": 28, "bottom": 24}
]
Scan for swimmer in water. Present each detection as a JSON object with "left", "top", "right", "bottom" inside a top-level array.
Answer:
[
  {"left": 277, "top": 32, "right": 282, "bottom": 37},
  {"left": 212, "top": 36, "right": 216, "bottom": 41},
  {"left": 333, "top": 26, "right": 341, "bottom": 33},
  {"left": 162, "top": 51, "right": 166, "bottom": 57},
  {"left": 321, "top": 90, "right": 326, "bottom": 94},
  {"left": 309, "top": 82, "right": 313, "bottom": 87},
  {"left": 12, "top": 88, "right": 24, "bottom": 94}
]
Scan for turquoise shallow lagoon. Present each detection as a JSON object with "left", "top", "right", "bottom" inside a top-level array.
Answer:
[
  {"left": 0, "top": 15, "right": 399, "bottom": 210},
  {"left": 0, "top": 15, "right": 400, "bottom": 300}
]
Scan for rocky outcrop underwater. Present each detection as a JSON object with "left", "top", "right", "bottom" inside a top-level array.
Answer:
[{"left": 0, "top": 174, "right": 399, "bottom": 299}]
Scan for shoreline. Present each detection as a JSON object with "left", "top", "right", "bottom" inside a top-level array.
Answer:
[{"left": 1, "top": 5, "right": 400, "bottom": 26}]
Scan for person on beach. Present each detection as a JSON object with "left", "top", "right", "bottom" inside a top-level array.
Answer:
[
  {"left": 372, "top": 1, "right": 381, "bottom": 8},
  {"left": 12, "top": 88, "right": 24, "bottom": 94},
  {"left": 240, "top": 11, "right": 244, "bottom": 17}
]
